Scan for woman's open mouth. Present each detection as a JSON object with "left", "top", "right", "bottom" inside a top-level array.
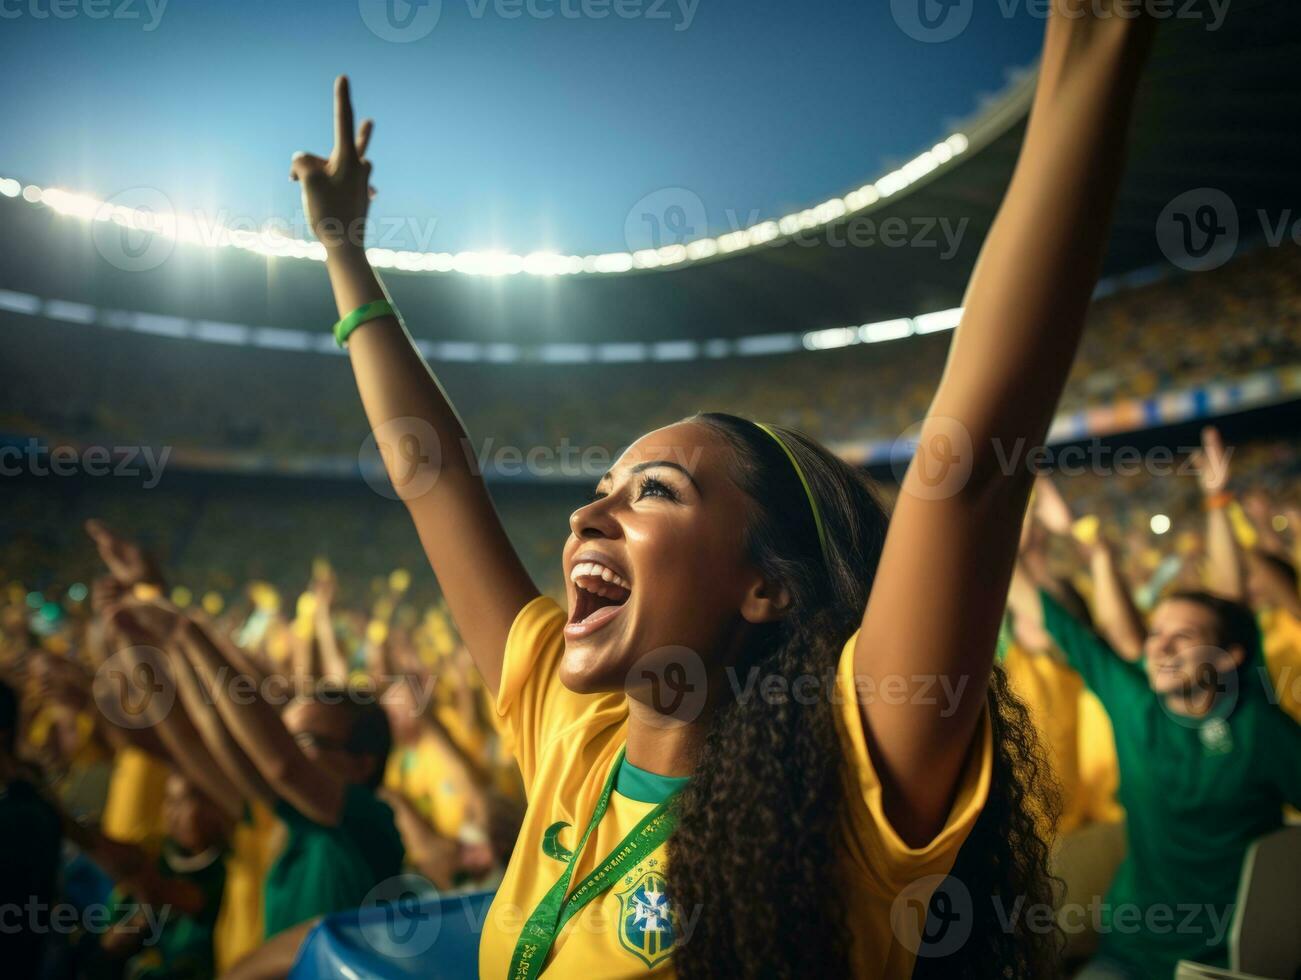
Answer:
[{"left": 564, "top": 558, "right": 631, "bottom": 640}]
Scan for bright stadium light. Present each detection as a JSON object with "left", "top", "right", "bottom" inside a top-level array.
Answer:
[
  {"left": 803, "top": 327, "right": 859, "bottom": 351},
  {"left": 0, "top": 117, "right": 973, "bottom": 277},
  {"left": 860, "top": 318, "right": 913, "bottom": 343},
  {"left": 1150, "top": 514, "right": 1172, "bottom": 535},
  {"left": 913, "top": 307, "right": 963, "bottom": 334}
]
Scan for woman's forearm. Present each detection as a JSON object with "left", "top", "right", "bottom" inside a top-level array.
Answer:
[
  {"left": 293, "top": 78, "right": 540, "bottom": 695},
  {"left": 855, "top": 9, "right": 1155, "bottom": 844},
  {"left": 325, "top": 246, "right": 475, "bottom": 483},
  {"left": 928, "top": 14, "right": 1156, "bottom": 477},
  {"left": 323, "top": 244, "right": 536, "bottom": 693}
]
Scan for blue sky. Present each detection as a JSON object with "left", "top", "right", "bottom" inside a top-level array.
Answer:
[{"left": 1, "top": 0, "right": 1044, "bottom": 253}]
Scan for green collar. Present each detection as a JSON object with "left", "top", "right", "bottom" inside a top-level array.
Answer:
[{"left": 615, "top": 756, "right": 690, "bottom": 804}]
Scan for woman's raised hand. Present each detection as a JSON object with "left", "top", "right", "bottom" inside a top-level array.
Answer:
[{"left": 290, "top": 76, "right": 375, "bottom": 252}]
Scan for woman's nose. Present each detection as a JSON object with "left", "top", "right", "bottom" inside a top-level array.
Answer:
[{"left": 570, "top": 496, "right": 621, "bottom": 540}]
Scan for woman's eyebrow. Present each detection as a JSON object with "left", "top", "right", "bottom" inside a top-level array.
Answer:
[{"left": 631, "top": 459, "right": 702, "bottom": 494}]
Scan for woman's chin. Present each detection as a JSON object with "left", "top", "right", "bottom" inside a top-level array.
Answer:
[{"left": 558, "top": 644, "right": 628, "bottom": 695}]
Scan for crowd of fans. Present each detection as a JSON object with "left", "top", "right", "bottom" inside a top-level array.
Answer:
[
  {"left": 3, "top": 243, "right": 1298, "bottom": 460},
  {"left": 2, "top": 520, "right": 526, "bottom": 978},
  {"left": 2, "top": 421, "right": 1299, "bottom": 976}
]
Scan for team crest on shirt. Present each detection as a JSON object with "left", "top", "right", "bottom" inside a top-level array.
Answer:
[{"left": 615, "top": 862, "right": 676, "bottom": 968}]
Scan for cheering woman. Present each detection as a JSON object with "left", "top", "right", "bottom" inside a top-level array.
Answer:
[{"left": 289, "top": 3, "right": 1155, "bottom": 975}]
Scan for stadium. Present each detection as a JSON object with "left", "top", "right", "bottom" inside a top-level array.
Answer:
[{"left": 2, "top": 1, "right": 1300, "bottom": 978}]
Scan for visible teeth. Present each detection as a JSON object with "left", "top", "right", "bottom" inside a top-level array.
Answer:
[{"left": 570, "top": 561, "right": 630, "bottom": 591}]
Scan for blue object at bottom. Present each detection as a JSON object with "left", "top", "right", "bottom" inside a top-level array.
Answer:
[{"left": 289, "top": 889, "right": 495, "bottom": 979}]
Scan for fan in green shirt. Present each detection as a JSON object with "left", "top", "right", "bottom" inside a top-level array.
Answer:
[
  {"left": 85, "top": 523, "right": 406, "bottom": 962},
  {"left": 113, "top": 599, "right": 406, "bottom": 940},
  {"left": 264, "top": 779, "right": 406, "bottom": 937},
  {"left": 86, "top": 775, "right": 233, "bottom": 980},
  {"left": 104, "top": 839, "right": 228, "bottom": 980},
  {"left": 231, "top": 692, "right": 405, "bottom": 939},
  {"left": 1022, "top": 585, "right": 1301, "bottom": 980}
]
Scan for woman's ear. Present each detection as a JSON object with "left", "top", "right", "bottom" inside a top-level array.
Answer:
[{"left": 739, "top": 575, "right": 791, "bottom": 624}]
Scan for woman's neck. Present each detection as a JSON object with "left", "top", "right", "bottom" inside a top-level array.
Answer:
[{"left": 623, "top": 698, "right": 711, "bottom": 777}]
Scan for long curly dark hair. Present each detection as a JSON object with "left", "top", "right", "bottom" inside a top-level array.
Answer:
[{"left": 666, "top": 413, "right": 1061, "bottom": 979}]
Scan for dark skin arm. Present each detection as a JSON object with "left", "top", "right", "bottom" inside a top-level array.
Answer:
[
  {"left": 854, "top": 3, "right": 1155, "bottom": 843},
  {"left": 57, "top": 800, "right": 208, "bottom": 917},
  {"left": 85, "top": 523, "right": 299, "bottom": 814},
  {"left": 289, "top": 78, "right": 538, "bottom": 697},
  {"left": 98, "top": 610, "right": 245, "bottom": 823},
  {"left": 171, "top": 614, "right": 350, "bottom": 825},
  {"left": 1193, "top": 426, "right": 1245, "bottom": 601},
  {"left": 222, "top": 918, "right": 319, "bottom": 980},
  {"left": 160, "top": 620, "right": 276, "bottom": 806},
  {"left": 1032, "top": 477, "right": 1144, "bottom": 661}
]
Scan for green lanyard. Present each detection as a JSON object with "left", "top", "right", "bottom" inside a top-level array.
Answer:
[{"left": 508, "top": 747, "right": 681, "bottom": 979}]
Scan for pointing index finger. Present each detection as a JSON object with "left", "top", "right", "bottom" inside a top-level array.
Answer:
[{"left": 334, "top": 75, "right": 357, "bottom": 162}]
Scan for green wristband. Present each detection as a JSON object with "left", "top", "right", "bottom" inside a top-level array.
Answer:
[{"left": 333, "top": 299, "right": 397, "bottom": 349}]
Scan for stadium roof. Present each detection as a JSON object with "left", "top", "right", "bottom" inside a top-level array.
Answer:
[{"left": 1, "top": 0, "right": 1297, "bottom": 350}]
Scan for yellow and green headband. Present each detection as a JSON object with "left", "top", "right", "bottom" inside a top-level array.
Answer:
[{"left": 751, "top": 421, "right": 830, "bottom": 567}]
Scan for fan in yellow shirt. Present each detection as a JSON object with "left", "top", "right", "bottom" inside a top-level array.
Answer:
[
  {"left": 481, "top": 595, "right": 992, "bottom": 979},
  {"left": 1247, "top": 552, "right": 1301, "bottom": 724},
  {"left": 101, "top": 746, "right": 169, "bottom": 845},
  {"left": 997, "top": 634, "right": 1086, "bottom": 835},
  {"left": 1076, "top": 691, "right": 1124, "bottom": 825},
  {"left": 304, "top": 25, "right": 1152, "bottom": 975},
  {"left": 213, "top": 800, "right": 280, "bottom": 972}
]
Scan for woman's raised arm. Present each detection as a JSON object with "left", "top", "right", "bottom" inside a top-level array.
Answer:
[
  {"left": 291, "top": 77, "right": 538, "bottom": 694},
  {"left": 854, "top": 3, "right": 1156, "bottom": 844}
]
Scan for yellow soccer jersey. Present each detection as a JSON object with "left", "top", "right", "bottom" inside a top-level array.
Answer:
[
  {"left": 101, "top": 747, "right": 168, "bottom": 845},
  {"left": 480, "top": 596, "right": 992, "bottom": 979},
  {"left": 1077, "top": 689, "right": 1124, "bottom": 825},
  {"left": 1260, "top": 607, "right": 1301, "bottom": 724},
  {"left": 1001, "top": 642, "right": 1087, "bottom": 835},
  {"left": 384, "top": 730, "right": 478, "bottom": 841},
  {"left": 214, "top": 800, "right": 279, "bottom": 972}
]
